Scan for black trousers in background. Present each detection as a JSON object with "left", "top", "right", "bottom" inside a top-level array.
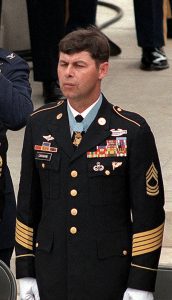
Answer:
[
  {"left": 66, "top": 0, "right": 97, "bottom": 33},
  {"left": 133, "top": 0, "right": 164, "bottom": 47},
  {"left": 26, "top": 0, "right": 66, "bottom": 82},
  {"left": 26, "top": 0, "right": 97, "bottom": 82},
  {"left": 26, "top": 0, "right": 165, "bottom": 82}
]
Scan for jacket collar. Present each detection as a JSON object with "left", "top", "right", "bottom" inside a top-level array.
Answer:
[{"left": 48, "top": 96, "right": 112, "bottom": 160}]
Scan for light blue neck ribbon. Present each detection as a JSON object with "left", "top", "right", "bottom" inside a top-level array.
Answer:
[{"left": 67, "top": 95, "right": 102, "bottom": 133}]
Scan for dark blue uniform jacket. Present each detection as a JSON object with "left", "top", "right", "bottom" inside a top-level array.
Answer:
[
  {"left": 0, "top": 48, "right": 33, "bottom": 249},
  {"left": 16, "top": 98, "right": 165, "bottom": 300}
]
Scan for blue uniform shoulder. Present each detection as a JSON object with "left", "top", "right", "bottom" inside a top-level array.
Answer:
[
  {"left": 0, "top": 48, "right": 23, "bottom": 64},
  {"left": 113, "top": 106, "right": 147, "bottom": 127}
]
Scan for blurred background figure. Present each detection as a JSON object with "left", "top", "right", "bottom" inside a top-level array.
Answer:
[
  {"left": 26, "top": 0, "right": 120, "bottom": 104},
  {"left": 0, "top": 48, "right": 33, "bottom": 267},
  {"left": 134, "top": 0, "right": 169, "bottom": 70},
  {"left": 26, "top": 0, "right": 169, "bottom": 104},
  {"left": 26, "top": 0, "right": 66, "bottom": 103},
  {"left": 164, "top": 0, "right": 172, "bottom": 39}
]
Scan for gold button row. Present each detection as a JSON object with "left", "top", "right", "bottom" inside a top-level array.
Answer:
[{"left": 69, "top": 170, "right": 79, "bottom": 235}]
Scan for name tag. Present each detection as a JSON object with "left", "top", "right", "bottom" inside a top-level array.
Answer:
[{"left": 35, "top": 152, "right": 52, "bottom": 161}]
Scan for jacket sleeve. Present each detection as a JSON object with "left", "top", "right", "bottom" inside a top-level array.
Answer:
[
  {"left": 0, "top": 126, "right": 8, "bottom": 218},
  {"left": 15, "top": 119, "right": 42, "bottom": 278},
  {"left": 127, "top": 120, "right": 165, "bottom": 292},
  {"left": 0, "top": 56, "right": 33, "bottom": 130}
]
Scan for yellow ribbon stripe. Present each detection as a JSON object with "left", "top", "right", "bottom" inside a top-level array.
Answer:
[
  {"left": 132, "top": 223, "right": 164, "bottom": 256},
  {"left": 15, "top": 219, "right": 33, "bottom": 251}
]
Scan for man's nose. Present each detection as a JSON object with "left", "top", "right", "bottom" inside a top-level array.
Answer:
[{"left": 65, "top": 65, "right": 74, "bottom": 77}]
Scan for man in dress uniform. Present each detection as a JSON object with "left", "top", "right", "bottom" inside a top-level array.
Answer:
[
  {"left": 16, "top": 27, "right": 165, "bottom": 300},
  {"left": 0, "top": 48, "right": 33, "bottom": 267}
]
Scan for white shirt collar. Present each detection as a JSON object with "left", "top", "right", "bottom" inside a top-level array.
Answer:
[{"left": 67, "top": 95, "right": 101, "bottom": 119}]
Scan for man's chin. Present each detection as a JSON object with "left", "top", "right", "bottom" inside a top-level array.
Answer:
[{"left": 62, "top": 92, "right": 78, "bottom": 100}]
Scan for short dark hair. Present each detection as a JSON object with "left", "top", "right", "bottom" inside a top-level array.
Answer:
[{"left": 59, "top": 26, "right": 110, "bottom": 64}]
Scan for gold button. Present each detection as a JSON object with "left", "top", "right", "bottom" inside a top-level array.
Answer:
[
  {"left": 71, "top": 208, "right": 78, "bottom": 216},
  {"left": 0, "top": 156, "right": 2, "bottom": 167},
  {"left": 117, "top": 107, "right": 122, "bottom": 112},
  {"left": 105, "top": 170, "right": 110, "bottom": 176},
  {"left": 36, "top": 242, "right": 39, "bottom": 248},
  {"left": 123, "top": 250, "right": 128, "bottom": 256},
  {"left": 57, "top": 100, "right": 64, "bottom": 107},
  {"left": 98, "top": 117, "right": 106, "bottom": 126},
  {"left": 56, "top": 113, "right": 63, "bottom": 120},
  {"left": 71, "top": 170, "right": 78, "bottom": 178},
  {"left": 42, "top": 163, "right": 45, "bottom": 168},
  {"left": 70, "top": 189, "right": 77, "bottom": 197},
  {"left": 70, "top": 227, "right": 77, "bottom": 234}
]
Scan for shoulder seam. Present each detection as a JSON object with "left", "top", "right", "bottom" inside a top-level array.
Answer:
[
  {"left": 31, "top": 100, "right": 64, "bottom": 116},
  {"left": 113, "top": 106, "right": 141, "bottom": 127}
]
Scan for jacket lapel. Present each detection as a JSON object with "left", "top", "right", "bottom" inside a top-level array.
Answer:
[
  {"left": 47, "top": 102, "right": 74, "bottom": 158},
  {"left": 47, "top": 97, "right": 113, "bottom": 160}
]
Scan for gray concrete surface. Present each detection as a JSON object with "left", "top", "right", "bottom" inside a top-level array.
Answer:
[{"left": 6, "top": 0, "right": 172, "bottom": 297}]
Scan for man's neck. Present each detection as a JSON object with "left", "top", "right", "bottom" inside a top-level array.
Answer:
[{"left": 68, "top": 96, "right": 100, "bottom": 113}]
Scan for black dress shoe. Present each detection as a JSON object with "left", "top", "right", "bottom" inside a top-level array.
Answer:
[
  {"left": 43, "top": 81, "right": 66, "bottom": 103},
  {"left": 140, "top": 47, "right": 169, "bottom": 71},
  {"left": 107, "top": 37, "right": 121, "bottom": 56},
  {"left": 99, "top": 31, "right": 121, "bottom": 56}
]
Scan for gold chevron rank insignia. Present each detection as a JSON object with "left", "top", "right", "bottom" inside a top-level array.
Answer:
[
  {"left": 146, "top": 162, "right": 159, "bottom": 196},
  {"left": 15, "top": 219, "right": 33, "bottom": 250}
]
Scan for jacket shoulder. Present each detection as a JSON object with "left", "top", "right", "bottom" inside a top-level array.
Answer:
[
  {"left": 31, "top": 100, "right": 65, "bottom": 119},
  {"left": 113, "top": 106, "right": 147, "bottom": 128},
  {"left": 0, "top": 49, "right": 23, "bottom": 64}
]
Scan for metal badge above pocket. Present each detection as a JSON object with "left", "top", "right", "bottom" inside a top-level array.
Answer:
[{"left": 88, "top": 158, "right": 123, "bottom": 177}]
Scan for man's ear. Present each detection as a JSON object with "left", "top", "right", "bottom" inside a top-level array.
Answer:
[{"left": 98, "top": 62, "right": 109, "bottom": 80}]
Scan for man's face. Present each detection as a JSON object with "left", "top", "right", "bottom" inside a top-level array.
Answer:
[{"left": 58, "top": 51, "right": 108, "bottom": 102}]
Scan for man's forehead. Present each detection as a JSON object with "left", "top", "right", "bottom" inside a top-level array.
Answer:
[{"left": 59, "top": 51, "right": 93, "bottom": 62}]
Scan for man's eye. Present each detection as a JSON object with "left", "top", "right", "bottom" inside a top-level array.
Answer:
[
  {"left": 60, "top": 62, "right": 67, "bottom": 67},
  {"left": 76, "top": 64, "right": 85, "bottom": 68}
]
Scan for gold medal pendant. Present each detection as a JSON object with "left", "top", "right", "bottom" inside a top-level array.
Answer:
[{"left": 73, "top": 132, "right": 83, "bottom": 147}]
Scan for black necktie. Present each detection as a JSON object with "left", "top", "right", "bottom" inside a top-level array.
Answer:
[
  {"left": 72, "top": 115, "right": 84, "bottom": 148},
  {"left": 75, "top": 114, "right": 83, "bottom": 123}
]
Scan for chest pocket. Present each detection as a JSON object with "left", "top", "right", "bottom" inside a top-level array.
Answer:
[
  {"left": 35, "top": 151, "right": 61, "bottom": 200},
  {"left": 88, "top": 157, "right": 127, "bottom": 205}
]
